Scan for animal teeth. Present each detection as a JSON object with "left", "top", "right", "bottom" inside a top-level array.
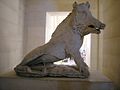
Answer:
[{"left": 96, "top": 28, "right": 99, "bottom": 30}]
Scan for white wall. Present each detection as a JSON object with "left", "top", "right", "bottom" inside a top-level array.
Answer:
[{"left": 0, "top": 0, "right": 24, "bottom": 73}]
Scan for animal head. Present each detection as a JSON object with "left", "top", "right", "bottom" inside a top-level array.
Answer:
[{"left": 72, "top": 1, "right": 105, "bottom": 35}]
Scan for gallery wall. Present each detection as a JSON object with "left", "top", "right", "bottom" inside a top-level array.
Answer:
[
  {"left": 99, "top": 0, "right": 120, "bottom": 89},
  {"left": 0, "top": 0, "right": 24, "bottom": 73}
]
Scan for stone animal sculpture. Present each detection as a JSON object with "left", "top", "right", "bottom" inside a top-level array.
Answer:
[{"left": 14, "top": 1, "right": 105, "bottom": 78}]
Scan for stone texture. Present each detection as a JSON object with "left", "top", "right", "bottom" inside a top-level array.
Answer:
[
  {"left": 24, "top": 0, "right": 98, "bottom": 56},
  {"left": 15, "top": 65, "right": 87, "bottom": 78},
  {"left": 24, "top": 0, "right": 100, "bottom": 72},
  {"left": 15, "top": 2, "right": 105, "bottom": 78},
  {"left": 0, "top": 70, "right": 114, "bottom": 90}
]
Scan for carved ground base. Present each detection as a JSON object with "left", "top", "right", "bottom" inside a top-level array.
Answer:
[{"left": 15, "top": 65, "right": 87, "bottom": 78}]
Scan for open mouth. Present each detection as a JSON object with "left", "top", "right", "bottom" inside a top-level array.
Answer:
[{"left": 88, "top": 25, "right": 101, "bottom": 32}]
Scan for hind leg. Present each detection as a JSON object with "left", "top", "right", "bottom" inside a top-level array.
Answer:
[
  {"left": 14, "top": 54, "right": 60, "bottom": 77},
  {"left": 14, "top": 65, "right": 48, "bottom": 77}
]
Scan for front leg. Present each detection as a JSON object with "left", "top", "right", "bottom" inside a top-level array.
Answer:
[{"left": 70, "top": 51, "right": 89, "bottom": 78}]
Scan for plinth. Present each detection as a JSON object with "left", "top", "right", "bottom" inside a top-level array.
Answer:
[{"left": 0, "top": 70, "right": 114, "bottom": 90}]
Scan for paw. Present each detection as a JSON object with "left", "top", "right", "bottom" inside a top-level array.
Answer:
[
  {"left": 80, "top": 66, "right": 90, "bottom": 78},
  {"left": 79, "top": 62, "right": 89, "bottom": 78}
]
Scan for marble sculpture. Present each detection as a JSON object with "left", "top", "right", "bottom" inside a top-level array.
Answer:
[{"left": 14, "top": 1, "right": 105, "bottom": 78}]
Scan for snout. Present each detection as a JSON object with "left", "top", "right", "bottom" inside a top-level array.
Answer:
[
  {"left": 88, "top": 23, "right": 105, "bottom": 30},
  {"left": 99, "top": 23, "right": 105, "bottom": 29},
  {"left": 87, "top": 22, "right": 105, "bottom": 34}
]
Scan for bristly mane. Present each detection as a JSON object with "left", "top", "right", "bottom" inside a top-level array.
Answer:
[{"left": 51, "top": 10, "right": 76, "bottom": 37}]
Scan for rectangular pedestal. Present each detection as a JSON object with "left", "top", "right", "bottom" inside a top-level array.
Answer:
[{"left": 0, "top": 70, "right": 114, "bottom": 90}]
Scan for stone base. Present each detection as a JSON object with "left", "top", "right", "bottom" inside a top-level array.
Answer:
[
  {"left": 0, "top": 70, "right": 114, "bottom": 90},
  {"left": 15, "top": 65, "right": 88, "bottom": 78}
]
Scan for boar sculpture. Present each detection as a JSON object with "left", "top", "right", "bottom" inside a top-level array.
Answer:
[{"left": 14, "top": 2, "right": 105, "bottom": 78}]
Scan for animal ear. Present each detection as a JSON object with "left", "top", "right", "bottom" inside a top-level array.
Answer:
[
  {"left": 86, "top": 1, "right": 90, "bottom": 8},
  {"left": 73, "top": 1, "right": 77, "bottom": 8}
]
